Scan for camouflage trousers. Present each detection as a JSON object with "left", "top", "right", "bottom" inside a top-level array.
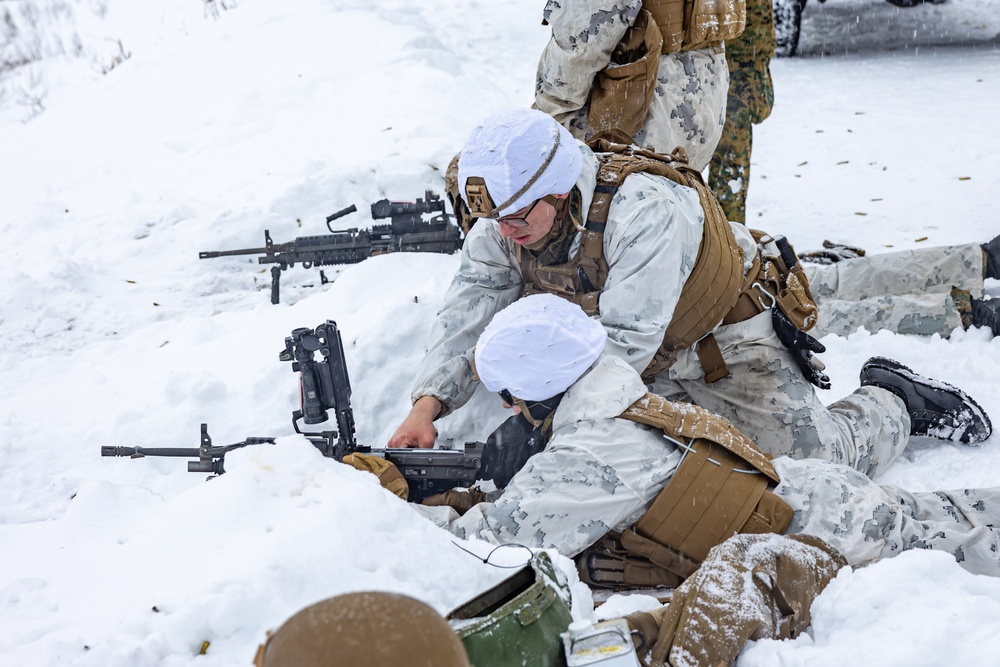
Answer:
[
  {"left": 775, "top": 457, "right": 1000, "bottom": 576},
  {"left": 707, "top": 55, "right": 773, "bottom": 224},
  {"left": 652, "top": 310, "right": 911, "bottom": 478},
  {"left": 804, "top": 243, "right": 985, "bottom": 338}
]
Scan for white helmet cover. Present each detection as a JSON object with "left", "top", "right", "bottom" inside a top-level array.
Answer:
[
  {"left": 458, "top": 109, "right": 583, "bottom": 218},
  {"left": 475, "top": 294, "right": 607, "bottom": 401}
]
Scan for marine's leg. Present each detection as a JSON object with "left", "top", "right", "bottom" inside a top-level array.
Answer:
[
  {"left": 803, "top": 242, "right": 984, "bottom": 300},
  {"left": 667, "top": 311, "right": 910, "bottom": 477},
  {"left": 774, "top": 458, "right": 1000, "bottom": 577},
  {"left": 802, "top": 243, "right": 985, "bottom": 336},
  {"left": 707, "top": 67, "right": 753, "bottom": 224},
  {"left": 812, "top": 293, "right": 964, "bottom": 338}
]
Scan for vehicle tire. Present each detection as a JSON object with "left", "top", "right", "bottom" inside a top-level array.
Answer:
[{"left": 774, "top": 0, "right": 806, "bottom": 57}]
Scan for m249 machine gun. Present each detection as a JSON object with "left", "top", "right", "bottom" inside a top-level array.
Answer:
[
  {"left": 101, "top": 321, "right": 543, "bottom": 503},
  {"left": 199, "top": 191, "right": 463, "bottom": 305}
]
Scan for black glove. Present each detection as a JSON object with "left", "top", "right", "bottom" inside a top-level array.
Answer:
[
  {"left": 480, "top": 413, "right": 548, "bottom": 489},
  {"left": 771, "top": 307, "right": 831, "bottom": 390}
]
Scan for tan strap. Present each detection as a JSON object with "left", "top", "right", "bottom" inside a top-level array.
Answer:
[
  {"left": 622, "top": 393, "right": 780, "bottom": 483},
  {"left": 619, "top": 528, "right": 700, "bottom": 579},
  {"left": 576, "top": 532, "right": 685, "bottom": 589},
  {"left": 695, "top": 334, "right": 728, "bottom": 384}
]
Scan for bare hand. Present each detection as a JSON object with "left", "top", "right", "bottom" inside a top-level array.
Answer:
[{"left": 386, "top": 396, "right": 443, "bottom": 449}]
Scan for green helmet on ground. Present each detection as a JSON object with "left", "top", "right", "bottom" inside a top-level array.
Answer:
[{"left": 256, "top": 591, "right": 470, "bottom": 667}]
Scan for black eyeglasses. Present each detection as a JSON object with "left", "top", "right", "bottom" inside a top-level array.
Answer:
[
  {"left": 499, "top": 389, "right": 516, "bottom": 405},
  {"left": 497, "top": 199, "right": 541, "bottom": 228}
]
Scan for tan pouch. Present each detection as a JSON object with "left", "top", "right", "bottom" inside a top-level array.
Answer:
[
  {"left": 741, "top": 490, "right": 794, "bottom": 535},
  {"left": 588, "top": 9, "right": 663, "bottom": 136},
  {"left": 644, "top": 0, "right": 685, "bottom": 53},
  {"left": 685, "top": 0, "right": 746, "bottom": 50}
]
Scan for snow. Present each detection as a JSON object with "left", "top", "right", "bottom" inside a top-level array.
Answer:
[{"left": 1, "top": 0, "right": 998, "bottom": 665}]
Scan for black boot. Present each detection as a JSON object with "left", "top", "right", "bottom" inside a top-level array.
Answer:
[
  {"left": 971, "top": 298, "right": 1000, "bottom": 337},
  {"left": 860, "top": 357, "right": 992, "bottom": 444},
  {"left": 983, "top": 234, "right": 1000, "bottom": 281}
]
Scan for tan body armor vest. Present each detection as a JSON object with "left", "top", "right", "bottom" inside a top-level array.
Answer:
[
  {"left": 518, "top": 137, "right": 745, "bottom": 382},
  {"left": 577, "top": 393, "right": 793, "bottom": 590}
]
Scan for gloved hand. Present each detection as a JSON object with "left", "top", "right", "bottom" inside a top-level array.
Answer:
[
  {"left": 342, "top": 453, "right": 409, "bottom": 500},
  {"left": 772, "top": 307, "right": 831, "bottom": 390},
  {"left": 798, "top": 239, "right": 866, "bottom": 265},
  {"left": 421, "top": 486, "right": 488, "bottom": 516},
  {"left": 480, "top": 413, "right": 548, "bottom": 489},
  {"left": 625, "top": 534, "right": 846, "bottom": 667}
]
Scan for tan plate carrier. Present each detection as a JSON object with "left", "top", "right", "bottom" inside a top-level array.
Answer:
[
  {"left": 521, "top": 136, "right": 818, "bottom": 384},
  {"left": 577, "top": 393, "right": 793, "bottom": 590},
  {"left": 519, "top": 135, "right": 748, "bottom": 383}
]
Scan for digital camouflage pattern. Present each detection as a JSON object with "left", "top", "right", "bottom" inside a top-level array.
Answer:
[
  {"left": 803, "top": 242, "right": 985, "bottom": 337},
  {"left": 534, "top": 0, "right": 728, "bottom": 171},
  {"left": 417, "top": 355, "right": 1000, "bottom": 579},
  {"left": 707, "top": 0, "right": 776, "bottom": 223}
]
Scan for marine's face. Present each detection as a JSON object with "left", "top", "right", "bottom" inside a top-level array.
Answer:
[{"left": 496, "top": 196, "right": 562, "bottom": 246}]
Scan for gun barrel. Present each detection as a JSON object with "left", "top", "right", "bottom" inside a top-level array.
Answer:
[
  {"left": 101, "top": 446, "right": 202, "bottom": 457},
  {"left": 199, "top": 247, "right": 270, "bottom": 259}
]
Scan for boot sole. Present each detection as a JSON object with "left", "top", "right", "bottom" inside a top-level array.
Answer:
[{"left": 860, "top": 356, "right": 993, "bottom": 445}]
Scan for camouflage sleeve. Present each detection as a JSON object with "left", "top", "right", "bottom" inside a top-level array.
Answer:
[
  {"left": 598, "top": 172, "right": 705, "bottom": 374},
  {"left": 410, "top": 221, "right": 522, "bottom": 416},
  {"left": 534, "top": 0, "right": 643, "bottom": 122}
]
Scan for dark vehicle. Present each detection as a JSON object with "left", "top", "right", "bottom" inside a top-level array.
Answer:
[{"left": 774, "top": 0, "right": 947, "bottom": 56}]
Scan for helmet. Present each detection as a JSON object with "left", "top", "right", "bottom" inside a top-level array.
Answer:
[
  {"left": 256, "top": 591, "right": 470, "bottom": 667},
  {"left": 475, "top": 294, "right": 606, "bottom": 402},
  {"left": 458, "top": 108, "right": 582, "bottom": 218}
]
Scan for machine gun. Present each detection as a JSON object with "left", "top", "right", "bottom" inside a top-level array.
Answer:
[
  {"left": 199, "top": 191, "right": 463, "bottom": 305},
  {"left": 101, "top": 321, "right": 541, "bottom": 502}
]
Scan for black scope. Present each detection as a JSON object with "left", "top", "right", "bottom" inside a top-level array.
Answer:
[{"left": 371, "top": 191, "right": 444, "bottom": 220}]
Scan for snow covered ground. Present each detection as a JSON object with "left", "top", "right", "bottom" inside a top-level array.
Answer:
[{"left": 1, "top": 0, "right": 998, "bottom": 665}]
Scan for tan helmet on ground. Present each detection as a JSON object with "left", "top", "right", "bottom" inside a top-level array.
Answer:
[{"left": 255, "top": 591, "right": 470, "bottom": 667}]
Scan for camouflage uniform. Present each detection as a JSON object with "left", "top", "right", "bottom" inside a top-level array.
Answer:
[
  {"left": 707, "top": 0, "right": 776, "bottom": 223},
  {"left": 416, "top": 355, "right": 1000, "bottom": 576},
  {"left": 802, "top": 243, "right": 986, "bottom": 338},
  {"left": 534, "top": 0, "right": 728, "bottom": 171},
  {"left": 413, "top": 141, "right": 913, "bottom": 477}
]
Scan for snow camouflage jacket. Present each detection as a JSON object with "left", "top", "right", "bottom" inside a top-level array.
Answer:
[
  {"left": 534, "top": 0, "right": 729, "bottom": 171},
  {"left": 412, "top": 141, "right": 755, "bottom": 416}
]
